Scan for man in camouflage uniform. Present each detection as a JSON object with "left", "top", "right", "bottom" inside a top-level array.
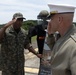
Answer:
[{"left": 0, "top": 12, "right": 41, "bottom": 75}]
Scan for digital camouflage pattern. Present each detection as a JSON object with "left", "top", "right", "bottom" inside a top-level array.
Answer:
[
  {"left": 1, "top": 26, "right": 29, "bottom": 75},
  {"left": 0, "top": 44, "right": 2, "bottom": 70}
]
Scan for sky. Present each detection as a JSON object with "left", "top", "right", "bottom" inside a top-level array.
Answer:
[{"left": 0, "top": 0, "right": 76, "bottom": 24}]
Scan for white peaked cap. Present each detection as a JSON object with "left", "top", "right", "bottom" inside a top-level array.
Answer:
[{"left": 48, "top": 4, "right": 76, "bottom": 14}]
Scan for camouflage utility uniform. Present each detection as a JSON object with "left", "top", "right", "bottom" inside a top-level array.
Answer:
[{"left": 0, "top": 26, "right": 29, "bottom": 75}]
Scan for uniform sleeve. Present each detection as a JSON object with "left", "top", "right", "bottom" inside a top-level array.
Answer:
[
  {"left": 27, "top": 26, "right": 37, "bottom": 43},
  {"left": 24, "top": 34, "right": 31, "bottom": 49},
  {"left": 70, "top": 43, "right": 76, "bottom": 75},
  {"left": 0, "top": 33, "right": 6, "bottom": 44}
]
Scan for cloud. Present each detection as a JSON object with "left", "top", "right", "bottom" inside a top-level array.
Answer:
[
  {"left": 0, "top": 0, "right": 76, "bottom": 24},
  {"left": 45, "top": 0, "right": 76, "bottom": 5},
  {"left": 0, "top": 0, "right": 49, "bottom": 24}
]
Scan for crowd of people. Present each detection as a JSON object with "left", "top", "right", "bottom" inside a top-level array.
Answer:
[{"left": 0, "top": 3, "right": 76, "bottom": 75}]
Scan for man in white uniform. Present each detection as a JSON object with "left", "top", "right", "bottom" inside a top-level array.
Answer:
[{"left": 47, "top": 4, "right": 76, "bottom": 75}]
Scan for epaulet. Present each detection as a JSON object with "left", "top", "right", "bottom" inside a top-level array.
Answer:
[{"left": 70, "top": 34, "right": 76, "bottom": 42}]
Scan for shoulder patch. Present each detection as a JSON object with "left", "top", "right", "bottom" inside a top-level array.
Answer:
[{"left": 70, "top": 34, "right": 76, "bottom": 42}]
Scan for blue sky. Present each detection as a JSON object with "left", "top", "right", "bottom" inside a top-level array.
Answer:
[{"left": 0, "top": 0, "right": 76, "bottom": 24}]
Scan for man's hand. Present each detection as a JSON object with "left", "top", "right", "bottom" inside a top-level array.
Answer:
[
  {"left": 4, "top": 18, "right": 17, "bottom": 28},
  {"left": 41, "top": 59, "right": 51, "bottom": 66},
  {"left": 36, "top": 54, "right": 42, "bottom": 58}
]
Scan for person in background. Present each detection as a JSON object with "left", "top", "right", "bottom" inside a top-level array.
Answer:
[
  {"left": 28, "top": 10, "right": 61, "bottom": 75},
  {"left": 28, "top": 10, "right": 50, "bottom": 75},
  {"left": 0, "top": 12, "right": 41, "bottom": 75},
  {"left": 28, "top": 10, "right": 49, "bottom": 55},
  {"left": 47, "top": 4, "right": 76, "bottom": 75}
]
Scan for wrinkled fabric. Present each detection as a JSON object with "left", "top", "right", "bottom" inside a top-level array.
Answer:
[{"left": 49, "top": 25, "right": 76, "bottom": 75}]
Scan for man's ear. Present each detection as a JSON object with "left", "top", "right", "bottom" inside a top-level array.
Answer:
[{"left": 58, "top": 16, "right": 63, "bottom": 23}]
